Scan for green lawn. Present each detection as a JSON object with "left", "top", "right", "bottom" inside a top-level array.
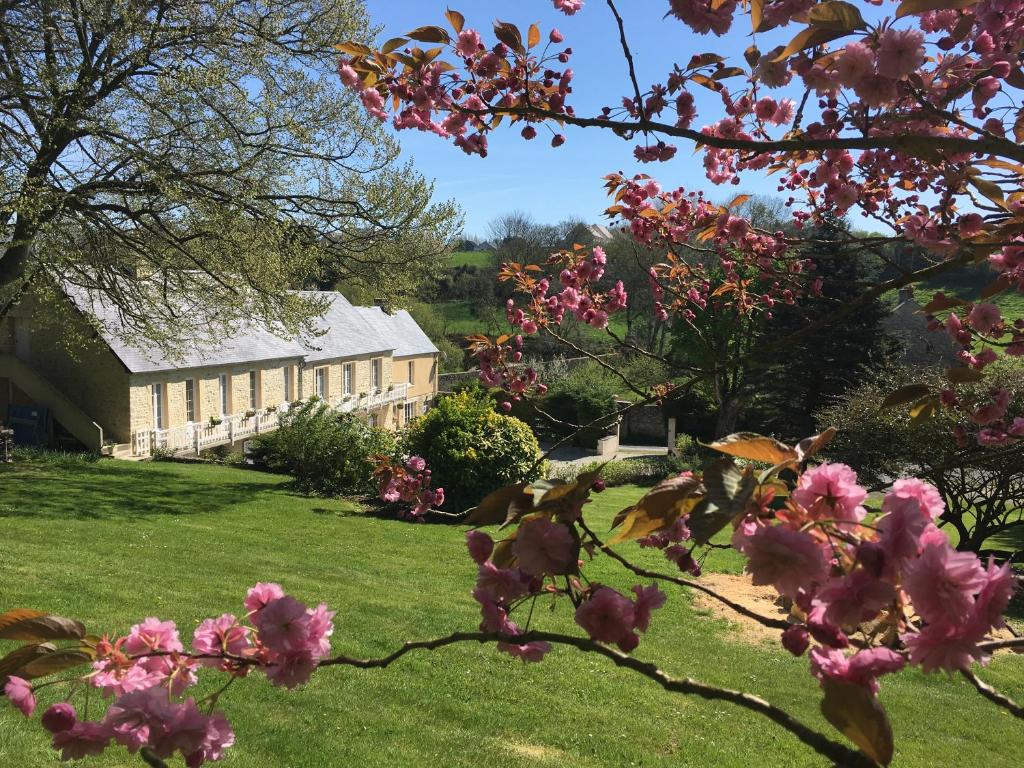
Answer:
[
  {"left": 1, "top": 460, "right": 1022, "bottom": 766},
  {"left": 449, "top": 251, "right": 494, "bottom": 268}
]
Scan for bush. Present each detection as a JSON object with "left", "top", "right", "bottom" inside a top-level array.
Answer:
[
  {"left": 539, "top": 361, "right": 622, "bottom": 446},
  {"left": 673, "top": 433, "right": 712, "bottom": 470},
  {"left": 816, "top": 364, "right": 1024, "bottom": 556},
  {"left": 402, "top": 389, "right": 541, "bottom": 512},
  {"left": 250, "top": 400, "right": 396, "bottom": 496},
  {"left": 551, "top": 455, "right": 682, "bottom": 487}
]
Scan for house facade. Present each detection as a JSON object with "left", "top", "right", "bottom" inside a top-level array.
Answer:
[{"left": 0, "top": 287, "right": 438, "bottom": 458}]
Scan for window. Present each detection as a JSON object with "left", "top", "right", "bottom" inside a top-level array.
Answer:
[
  {"left": 368, "top": 413, "right": 378, "bottom": 428},
  {"left": 218, "top": 374, "right": 229, "bottom": 416},
  {"left": 408, "top": 360, "right": 414, "bottom": 383},
  {"left": 185, "top": 379, "right": 197, "bottom": 422},
  {"left": 343, "top": 363, "right": 353, "bottom": 395},
  {"left": 152, "top": 384, "right": 165, "bottom": 429},
  {"left": 404, "top": 401, "right": 414, "bottom": 423},
  {"left": 248, "top": 370, "right": 260, "bottom": 410},
  {"left": 315, "top": 367, "right": 327, "bottom": 399},
  {"left": 371, "top": 358, "right": 382, "bottom": 389},
  {"left": 282, "top": 366, "right": 292, "bottom": 403}
]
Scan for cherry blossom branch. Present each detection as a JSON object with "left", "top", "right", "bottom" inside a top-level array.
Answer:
[
  {"left": 457, "top": 105, "right": 1024, "bottom": 164},
  {"left": 318, "top": 630, "right": 875, "bottom": 767},
  {"left": 959, "top": 668, "right": 1024, "bottom": 720},
  {"left": 604, "top": 0, "right": 644, "bottom": 118},
  {"left": 577, "top": 519, "right": 791, "bottom": 631}
]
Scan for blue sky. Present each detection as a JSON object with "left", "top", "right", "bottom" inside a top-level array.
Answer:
[{"left": 361, "top": 1, "right": 870, "bottom": 239}]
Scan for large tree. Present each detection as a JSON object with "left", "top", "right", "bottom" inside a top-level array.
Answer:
[{"left": 0, "top": 0, "right": 459, "bottom": 344}]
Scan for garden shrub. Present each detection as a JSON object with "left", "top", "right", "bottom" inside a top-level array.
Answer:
[
  {"left": 251, "top": 400, "right": 395, "bottom": 496},
  {"left": 402, "top": 389, "right": 541, "bottom": 512},
  {"left": 817, "top": 364, "right": 1024, "bottom": 555}
]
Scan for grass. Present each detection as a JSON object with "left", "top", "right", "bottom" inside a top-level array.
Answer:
[
  {"left": 1, "top": 460, "right": 1022, "bottom": 766},
  {"left": 449, "top": 251, "right": 494, "bottom": 268}
]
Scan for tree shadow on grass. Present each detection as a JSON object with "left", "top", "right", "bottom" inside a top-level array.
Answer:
[{"left": 0, "top": 461, "right": 280, "bottom": 520}]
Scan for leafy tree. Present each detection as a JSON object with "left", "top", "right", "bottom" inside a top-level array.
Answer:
[
  {"left": 753, "top": 217, "right": 896, "bottom": 439},
  {"left": 0, "top": 0, "right": 459, "bottom": 345},
  {"left": 817, "top": 365, "right": 1024, "bottom": 556}
]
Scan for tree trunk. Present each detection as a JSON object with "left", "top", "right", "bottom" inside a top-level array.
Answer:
[{"left": 714, "top": 394, "right": 743, "bottom": 438}]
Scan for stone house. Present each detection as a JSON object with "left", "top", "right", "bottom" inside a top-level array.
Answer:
[{"left": 0, "top": 286, "right": 438, "bottom": 458}]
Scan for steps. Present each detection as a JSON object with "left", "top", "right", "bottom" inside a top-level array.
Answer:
[{"left": 0, "top": 353, "right": 104, "bottom": 451}]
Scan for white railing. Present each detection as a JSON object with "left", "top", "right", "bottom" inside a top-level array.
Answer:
[{"left": 132, "top": 384, "right": 410, "bottom": 457}]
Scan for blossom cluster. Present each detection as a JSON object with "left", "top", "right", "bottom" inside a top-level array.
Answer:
[
  {"left": 467, "top": 513, "right": 667, "bottom": 660},
  {"left": 4, "top": 584, "right": 335, "bottom": 765},
  {"left": 732, "top": 464, "right": 1016, "bottom": 689},
  {"left": 374, "top": 455, "right": 445, "bottom": 518}
]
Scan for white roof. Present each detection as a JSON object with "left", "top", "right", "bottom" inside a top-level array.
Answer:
[{"left": 65, "top": 285, "right": 432, "bottom": 374}]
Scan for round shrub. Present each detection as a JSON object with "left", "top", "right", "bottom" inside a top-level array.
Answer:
[
  {"left": 403, "top": 389, "right": 542, "bottom": 512},
  {"left": 251, "top": 399, "right": 396, "bottom": 496}
]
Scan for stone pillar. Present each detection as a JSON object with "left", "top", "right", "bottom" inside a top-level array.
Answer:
[{"left": 667, "top": 417, "right": 677, "bottom": 455}]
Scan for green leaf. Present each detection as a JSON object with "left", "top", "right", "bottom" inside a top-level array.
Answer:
[
  {"left": 406, "top": 25, "right": 450, "bottom": 44},
  {"left": 880, "top": 384, "right": 931, "bottom": 409},
  {"left": 493, "top": 20, "right": 524, "bottom": 54},
  {"left": 528, "top": 23, "right": 541, "bottom": 49},
  {"left": 608, "top": 474, "right": 703, "bottom": 544},
  {"left": 688, "top": 458, "right": 756, "bottom": 545},
  {"left": 465, "top": 483, "right": 532, "bottom": 526},
  {"left": 773, "top": 26, "right": 851, "bottom": 61},
  {"left": 821, "top": 679, "right": 895, "bottom": 765},
  {"left": 380, "top": 37, "right": 408, "bottom": 55},
  {"left": 445, "top": 8, "right": 466, "bottom": 33},
  {"left": 706, "top": 432, "right": 797, "bottom": 465},
  {"left": 796, "top": 427, "right": 837, "bottom": 461},
  {"left": 0, "top": 643, "right": 57, "bottom": 681},
  {"left": 946, "top": 367, "right": 985, "bottom": 383},
  {"left": 0, "top": 614, "right": 85, "bottom": 642},
  {"left": 808, "top": 1, "right": 868, "bottom": 31},
  {"left": 895, "top": 0, "right": 978, "bottom": 18},
  {"left": 19, "top": 649, "right": 93, "bottom": 679}
]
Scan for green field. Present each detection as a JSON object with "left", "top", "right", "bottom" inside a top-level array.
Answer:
[
  {"left": 1, "top": 459, "right": 1022, "bottom": 766},
  {"left": 449, "top": 251, "right": 494, "bottom": 268}
]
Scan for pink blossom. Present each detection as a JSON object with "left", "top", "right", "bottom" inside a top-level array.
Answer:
[
  {"left": 967, "top": 303, "right": 1002, "bottom": 335},
  {"left": 406, "top": 455, "right": 426, "bottom": 472},
  {"left": 902, "top": 622, "right": 988, "bottom": 673},
  {"left": 886, "top": 478, "right": 944, "bottom": 521},
  {"left": 185, "top": 711, "right": 235, "bottom": 767},
  {"left": 735, "top": 524, "right": 828, "bottom": 599},
  {"left": 791, "top": 462, "right": 867, "bottom": 527},
  {"left": 781, "top": 625, "right": 810, "bottom": 656},
  {"left": 631, "top": 583, "right": 667, "bottom": 632},
  {"left": 4, "top": 676, "right": 35, "bottom": 717},
  {"left": 51, "top": 722, "right": 111, "bottom": 760},
  {"left": 193, "top": 614, "right": 250, "bottom": 664},
  {"left": 877, "top": 495, "right": 931, "bottom": 571},
  {"left": 575, "top": 586, "right": 638, "bottom": 652},
  {"left": 903, "top": 543, "right": 986, "bottom": 626},
  {"left": 877, "top": 28, "right": 926, "bottom": 79},
  {"left": 244, "top": 582, "right": 284, "bottom": 615},
  {"left": 454, "top": 29, "right": 481, "bottom": 58},
  {"left": 815, "top": 569, "right": 895, "bottom": 629},
  {"left": 41, "top": 703, "right": 77, "bottom": 734},
  {"left": 466, "top": 529, "right": 494, "bottom": 564},
  {"left": 123, "top": 617, "right": 184, "bottom": 656},
  {"left": 513, "top": 517, "right": 577, "bottom": 576},
  {"left": 476, "top": 561, "right": 532, "bottom": 603},
  {"left": 973, "top": 558, "right": 1016, "bottom": 629},
  {"left": 771, "top": 98, "right": 795, "bottom": 125},
  {"left": 553, "top": 0, "right": 584, "bottom": 14},
  {"left": 810, "top": 646, "right": 905, "bottom": 693},
  {"left": 104, "top": 688, "right": 173, "bottom": 753},
  {"left": 835, "top": 42, "right": 875, "bottom": 88},
  {"left": 253, "top": 595, "right": 312, "bottom": 654},
  {"left": 337, "top": 62, "right": 360, "bottom": 89},
  {"left": 265, "top": 651, "right": 318, "bottom": 689}
]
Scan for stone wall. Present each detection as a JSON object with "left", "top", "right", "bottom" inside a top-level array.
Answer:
[{"left": 616, "top": 400, "right": 668, "bottom": 445}]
